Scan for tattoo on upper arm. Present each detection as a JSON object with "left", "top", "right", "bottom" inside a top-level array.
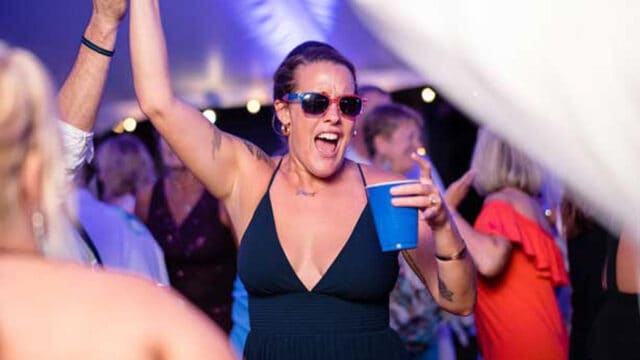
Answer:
[
  {"left": 438, "top": 276, "right": 454, "bottom": 302},
  {"left": 242, "top": 140, "right": 271, "bottom": 164},
  {"left": 211, "top": 127, "right": 223, "bottom": 158}
]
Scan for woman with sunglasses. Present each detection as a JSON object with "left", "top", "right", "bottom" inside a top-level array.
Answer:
[{"left": 129, "top": 1, "right": 475, "bottom": 358}]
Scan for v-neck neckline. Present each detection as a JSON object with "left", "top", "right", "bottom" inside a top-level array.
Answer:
[
  {"left": 267, "top": 192, "right": 367, "bottom": 293},
  {"left": 162, "top": 180, "right": 205, "bottom": 230}
]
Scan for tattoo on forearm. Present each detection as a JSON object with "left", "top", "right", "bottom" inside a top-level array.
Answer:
[
  {"left": 211, "top": 127, "right": 223, "bottom": 158},
  {"left": 438, "top": 276, "right": 454, "bottom": 302},
  {"left": 242, "top": 140, "right": 271, "bottom": 164}
]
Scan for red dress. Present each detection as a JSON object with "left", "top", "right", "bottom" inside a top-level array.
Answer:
[{"left": 474, "top": 200, "right": 569, "bottom": 360}]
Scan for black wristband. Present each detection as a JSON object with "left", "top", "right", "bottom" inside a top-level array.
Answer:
[
  {"left": 81, "top": 36, "right": 115, "bottom": 57},
  {"left": 435, "top": 246, "right": 467, "bottom": 261}
]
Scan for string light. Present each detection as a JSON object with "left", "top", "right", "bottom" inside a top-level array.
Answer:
[
  {"left": 112, "top": 122, "right": 124, "bottom": 134},
  {"left": 246, "top": 99, "right": 261, "bottom": 114},
  {"left": 421, "top": 87, "right": 437, "bottom": 103},
  {"left": 202, "top": 109, "right": 217, "bottom": 123},
  {"left": 122, "top": 117, "right": 137, "bottom": 132}
]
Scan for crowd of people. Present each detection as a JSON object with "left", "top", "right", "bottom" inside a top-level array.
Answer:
[{"left": 1, "top": 0, "right": 638, "bottom": 359}]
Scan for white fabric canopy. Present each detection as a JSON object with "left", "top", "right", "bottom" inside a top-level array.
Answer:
[{"left": 351, "top": 0, "right": 640, "bottom": 232}]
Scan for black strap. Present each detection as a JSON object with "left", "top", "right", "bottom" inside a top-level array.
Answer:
[
  {"left": 267, "top": 157, "right": 284, "bottom": 190},
  {"left": 64, "top": 204, "right": 103, "bottom": 266},
  {"left": 356, "top": 163, "right": 367, "bottom": 186},
  {"left": 75, "top": 220, "right": 103, "bottom": 266},
  {"left": 605, "top": 231, "right": 619, "bottom": 292}
]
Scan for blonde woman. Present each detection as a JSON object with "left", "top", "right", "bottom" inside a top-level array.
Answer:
[
  {"left": 95, "top": 134, "right": 157, "bottom": 213},
  {"left": 0, "top": 39, "right": 234, "bottom": 360},
  {"left": 447, "top": 127, "right": 569, "bottom": 360}
]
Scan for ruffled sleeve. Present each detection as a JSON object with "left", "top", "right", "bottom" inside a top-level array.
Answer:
[{"left": 474, "top": 200, "right": 569, "bottom": 286}]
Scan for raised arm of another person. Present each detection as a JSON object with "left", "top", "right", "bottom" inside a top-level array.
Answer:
[
  {"left": 392, "top": 154, "right": 476, "bottom": 315},
  {"left": 129, "top": 0, "right": 272, "bottom": 210},
  {"left": 58, "top": 0, "right": 126, "bottom": 132},
  {"left": 58, "top": 0, "right": 127, "bottom": 176},
  {"left": 444, "top": 171, "right": 512, "bottom": 277}
]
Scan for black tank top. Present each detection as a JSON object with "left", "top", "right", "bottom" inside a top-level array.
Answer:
[{"left": 237, "top": 158, "right": 407, "bottom": 359}]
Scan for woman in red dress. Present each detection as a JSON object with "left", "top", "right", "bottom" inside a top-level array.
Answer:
[{"left": 447, "top": 127, "right": 569, "bottom": 360}]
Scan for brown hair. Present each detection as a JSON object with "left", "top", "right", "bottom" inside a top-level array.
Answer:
[
  {"left": 363, "top": 103, "right": 424, "bottom": 158},
  {"left": 272, "top": 41, "right": 357, "bottom": 136}
]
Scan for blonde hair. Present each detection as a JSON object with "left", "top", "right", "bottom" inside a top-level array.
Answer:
[
  {"left": 0, "top": 42, "right": 73, "bottom": 256},
  {"left": 471, "top": 127, "right": 544, "bottom": 196},
  {"left": 95, "top": 134, "right": 156, "bottom": 201}
]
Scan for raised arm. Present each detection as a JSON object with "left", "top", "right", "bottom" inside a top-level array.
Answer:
[
  {"left": 392, "top": 154, "right": 476, "bottom": 315},
  {"left": 443, "top": 172, "right": 513, "bottom": 277},
  {"left": 129, "top": 0, "right": 270, "bottom": 202},
  {"left": 58, "top": 0, "right": 126, "bottom": 132}
]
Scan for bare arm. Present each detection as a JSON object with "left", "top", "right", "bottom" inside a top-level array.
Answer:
[
  {"left": 450, "top": 212, "right": 512, "bottom": 277},
  {"left": 129, "top": 0, "right": 270, "bottom": 202},
  {"left": 392, "top": 155, "right": 476, "bottom": 315},
  {"left": 443, "top": 170, "right": 513, "bottom": 277},
  {"left": 58, "top": 0, "right": 126, "bottom": 132}
]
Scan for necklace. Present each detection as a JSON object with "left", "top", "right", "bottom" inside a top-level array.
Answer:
[{"left": 296, "top": 189, "right": 316, "bottom": 197}]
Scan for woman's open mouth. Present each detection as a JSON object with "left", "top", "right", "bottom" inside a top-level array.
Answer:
[{"left": 314, "top": 132, "right": 340, "bottom": 157}]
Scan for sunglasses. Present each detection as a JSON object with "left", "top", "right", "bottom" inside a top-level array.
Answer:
[{"left": 283, "top": 92, "right": 366, "bottom": 118}]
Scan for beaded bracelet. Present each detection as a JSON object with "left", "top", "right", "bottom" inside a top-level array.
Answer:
[
  {"left": 435, "top": 246, "right": 467, "bottom": 261},
  {"left": 81, "top": 36, "right": 114, "bottom": 57}
]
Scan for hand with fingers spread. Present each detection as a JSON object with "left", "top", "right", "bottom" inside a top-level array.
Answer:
[{"left": 390, "top": 153, "right": 449, "bottom": 230}]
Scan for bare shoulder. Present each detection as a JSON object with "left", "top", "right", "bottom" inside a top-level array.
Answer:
[
  {"left": 487, "top": 188, "right": 546, "bottom": 226},
  {"left": 357, "top": 162, "right": 405, "bottom": 185},
  {"left": 0, "top": 257, "right": 235, "bottom": 359},
  {"left": 485, "top": 190, "right": 511, "bottom": 204}
]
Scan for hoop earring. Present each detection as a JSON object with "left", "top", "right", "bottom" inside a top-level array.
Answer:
[
  {"left": 31, "top": 209, "right": 46, "bottom": 245},
  {"left": 281, "top": 123, "right": 291, "bottom": 136}
]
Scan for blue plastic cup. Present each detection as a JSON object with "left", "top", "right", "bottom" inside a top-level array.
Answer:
[{"left": 366, "top": 180, "right": 419, "bottom": 252}]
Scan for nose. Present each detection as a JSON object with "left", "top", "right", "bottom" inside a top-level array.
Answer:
[{"left": 323, "top": 99, "right": 341, "bottom": 124}]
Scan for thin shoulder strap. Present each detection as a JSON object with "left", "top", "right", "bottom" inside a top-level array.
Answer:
[
  {"left": 356, "top": 163, "right": 367, "bottom": 186},
  {"left": 65, "top": 205, "right": 103, "bottom": 267},
  {"left": 267, "top": 157, "right": 284, "bottom": 190},
  {"left": 605, "top": 232, "right": 619, "bottom": 292},
  {"left": 76, "top": 221, "right": 104, "bottom": 266}
]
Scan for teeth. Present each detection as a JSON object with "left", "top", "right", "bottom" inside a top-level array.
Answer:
[{"left": 317, "top": 133, "right": 338, "bottom": 141}]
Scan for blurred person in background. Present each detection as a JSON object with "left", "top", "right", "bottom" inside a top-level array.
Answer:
[
  {"left": 446, "top": 127, "right": 569, "bottom": 360},
  {"left": 95, "top": 134, "right": 156, "bottom": 214},
  {"left": 0, "top": 40, "right": 235, "bottom": 360},
  {"left": 345, "top": 84, "right": 392, "bottom": 164},
  {"left": 136, "top": 136, "right": 237, "bottom": 333}
]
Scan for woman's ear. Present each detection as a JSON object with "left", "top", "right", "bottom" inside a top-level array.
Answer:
[
  {"left": 19, "top": 149, "right": 43, "bottom": 210},
  {"left": 274, "top": 99, "right": 291, "bottom": 128}
]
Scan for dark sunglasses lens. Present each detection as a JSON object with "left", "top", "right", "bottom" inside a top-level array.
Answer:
[
  {"left": 339, "top": 97, "right": 362, "bottom": 117},
  {"left": 301, "top": 93, "right": 329, "bottom": 115}
]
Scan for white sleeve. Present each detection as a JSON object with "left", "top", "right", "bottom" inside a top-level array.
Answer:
[{"left": 59, "top": 121, "right": 95, "bottom": 177}]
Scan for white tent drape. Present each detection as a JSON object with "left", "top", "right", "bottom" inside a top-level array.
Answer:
[{"left": 350, "top": 0, "right": 640, "bottom": 232}]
